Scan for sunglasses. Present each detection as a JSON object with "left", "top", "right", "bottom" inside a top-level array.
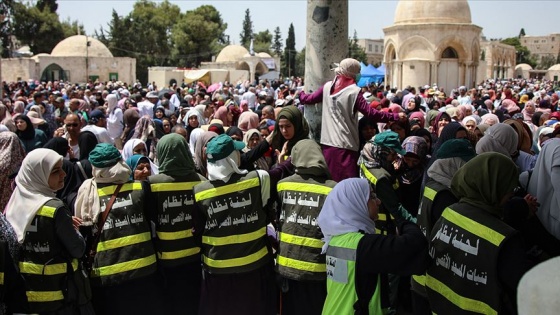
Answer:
[{"left": 65, "top": 123, "right": 79, "bottom": 127}]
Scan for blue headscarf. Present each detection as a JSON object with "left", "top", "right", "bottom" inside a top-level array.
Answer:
[{"left": 125, "top": 154, "right": 150, "bottom": 180}]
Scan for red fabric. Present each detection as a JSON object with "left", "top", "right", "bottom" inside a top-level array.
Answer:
[
  {"left": 331, "top": 76, "right": 356, "bottom": 95},
  {"left": 321, "top": 145, "right": 359, "bottom": 182}
]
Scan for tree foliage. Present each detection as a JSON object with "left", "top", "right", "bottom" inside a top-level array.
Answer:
[
  {"left": 253, "top": 30, "right": 272, "bottom": 55},
  {"left": 97, "top": 1, "right": 227, "bottom": 83},
  {"left": 348, "top": 30, "right": 367, "bottom": 62},
  {"left": 239, "top": 8, "right": 253, "bottom": 48},
  {"left": 501, "top": 37, "right": 536, "bottom": 68},
  {"left": 0, "top": 0, "right": 13, "bottom": 58},
  {"left": 272, "top": 26, "right": 282, "bottom": 57},
  {"left": 36, "top": 0, "right": 58, "bottom": 13},
  {"left": 518, "top": 28, "right": 526, "bottom": 38},
  {"left": 283, "top": 23, "right": 296, "bottom": 77}
]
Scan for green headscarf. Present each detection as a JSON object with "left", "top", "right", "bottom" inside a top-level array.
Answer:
[
  {"left": 292, "top": 139, "right": 331, "bottom": 178},
  {"left": 451, "top": 152, "right": 519, "bottom": 217},
  {"left": 156, "top": 133, "right": 195, "bottom": 174},
  {"left": 271, "top": 105, "right": 310, "bottom": 156}
]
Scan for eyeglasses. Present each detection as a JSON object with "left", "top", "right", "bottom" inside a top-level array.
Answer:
[
  {"left": 65, "top": 123, "right": 79, "bottom": 127},
  {"left": 369, "top": 191, "right": 378, "bottom": 201}
]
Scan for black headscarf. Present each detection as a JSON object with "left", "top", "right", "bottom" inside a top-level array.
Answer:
[
  {"left": 43, "top": 137, "right": 68, "bottom": 156},
  {"left": 226, "top": 126, "right": 243, "bottom": 140},
  {"left": 432, "top": 122, "right": 467, "bottom": 156},
  {"left": 78, "top": 131, "right": 98, "bottom": 161},
  {"left": 14, "top": 115, "right": 35, "bottom": 140}
]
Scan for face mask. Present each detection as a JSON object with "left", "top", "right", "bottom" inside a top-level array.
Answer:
[{"left": 355, "top": 74, "right": 362, "bottom": 83}]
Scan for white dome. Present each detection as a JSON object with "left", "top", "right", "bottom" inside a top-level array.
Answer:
[
  {"left": 394, "top": 0, "right": 471, "bottom": 25},
  {"left": 51, "top": 35, "right": 113, "bottom": 58},
  {"left": 516, "top": 63, "right": 533, "bottom": 70},
  {"left": 548, "top": 64, "right": 560, "bottom": 71},
  {"left": 216, "top": 45, "right": 249, "bottom": 63}
]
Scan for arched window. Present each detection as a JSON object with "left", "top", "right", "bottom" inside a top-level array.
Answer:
[{"left": 441, "top": 47, "right": 458, "bottom": 59}]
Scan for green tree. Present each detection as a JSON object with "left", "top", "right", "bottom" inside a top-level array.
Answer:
[
  {"left": 501, "top": 37, "right": 536, "bottom": 68},
  {"left": 12, "top": 2, "right": 65, "bottom": 54},
  {"left": 272, "top": 26, "right": 282, "bottom": 57},
  {"left": 171, "top": 5, "right": 228, "bottom": 67},
  {"left": 61, "top": 18, "right": 85, "bottom": 38},
  {"left": 239, "top": 8, "right": 253, "bottom": 49},
  {"left": 295, "top": 46, "right": 306, "bottom": 77},
  {"left": 348, "top": 30, "right": 367, "bottom": 62},
  {"left": 283, "top": 23, "right": 296, "bottom": 77},
  {"left": 253, "top": 29, "right": 272, "bottom": 55},
  {"left": 0, "top": 0, "right": 13, "bottom": 58},
  {"left": 518, "top": 28, "right": 526, "bottom": 38},
  {"left": 36, "top": 0, "right": 57, "bottom": 13},
  {"left": 540, "top": 55, "right": 557, "bottom": 70}
]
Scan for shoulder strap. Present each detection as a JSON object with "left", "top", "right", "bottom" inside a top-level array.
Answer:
[
  {"left": 76, "top": 161, "right": 88, "bottom": 180},
  {"left": 93, "top": 184, "right": 123, "bottom": 246}
]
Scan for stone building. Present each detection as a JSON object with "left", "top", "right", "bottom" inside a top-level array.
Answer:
[
  {"left": 478, "top": 40, "right": 516, "bottom": 80},
  {"left": 383, "top": 0, "right": 482, "bottom": 91},
  {"left": 520, "top": 34, "right": 560, "bottom": 66},
  {"left": 1, "top": 35, "right": 136, "bottom": 83},
  {"left": 357, "top": 38, "right": 384, "bottom": 66}
]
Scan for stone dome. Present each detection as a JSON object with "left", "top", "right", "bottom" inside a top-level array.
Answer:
[
  {"left": 394, "top": 0, "right": 472, "bottom": 25},
  {"left": 51, "top": 35, "right": 113, "bottom": 58},
  {"left": 516, "top": 63, "right": 533, "bottom": 70},
  {"left": 216, "top": 45, "right": 249, "bottom": 63},
  {"left": 548, "top": 64, "right": 560, "bottom": 71},
  {"left": 257, "top": 52, "right": 272, "bottom": 58}
]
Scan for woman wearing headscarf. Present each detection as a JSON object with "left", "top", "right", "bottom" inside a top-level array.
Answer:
[
  {"left": 243, "top": 129, "right": 270, "bottom": 171},
  {"left": 238, "top": 110, "right": 260, "bottom": 133},
  {"left": 359, "top": 131, "right": 416, "bottom": 237},
  {"left": 146, "top": 133, "right": 207, "bottom": 314},
  {"left": 193, "top": 134, "right": 275, "bottom": 315},
  {"left": 275, "top": 139, "right": 337, "bottom": 314},
  {"left": 522, "top": 139, "right": 560, "bottom": 241},
  {"left": 461, "top": 116, "right": 477, "bottom": 132},
  {"left": 5, "top": 149, "right": 93, "bottom": 314},
  {"left": 358, "top": 116, "right": 379, "bottom": 151},
  {"left": 297, "top": 58, "right": 400, "bottom": 182},
  {"left": 270, "top": 105, "right": 310, "bottom": 164},
  {"left": 43, "top": 138, "right": 85, "bottom": 214},
  {"left": 76, "top": 131, "right": 98, "bottom": 180},
  {"left": 425, "top": 153, "right": 533, "bottom": 315},
  {"left": 12, "top": 101, "right": 24, "bottom": 115},
  {"left": 431, "top": 122, "right": 468, "bottom": 157},
  {"left": 397, "top": 136, "right": 429, "bottom": 217},
  {"left": 132, "top": 115, "right": 159, "bottom": 163},
  {"left": 126, "top": 155, "right": 152, "bottom": 181},
  {"left": 318, "top": 178, "right": 428, "bottom": 315},
  {"left": 14, "top": 114, "right": 48, "bottom": 153},
  {"left": 411, "top": 139, "right": 476, "bottom": 315},
  {"left": 74, "top": 143, "right": 162, "bottom": 315},
  {"left": 522, "top": 100, "right": 536, "bottom": 122},
  {"left": 184, "top": 108, "right": 205, "bottom": 139},
  {"left": 409, "top": 111, "right": 426, "bottom": 131},
  {"left": 120, "top": 108, "right": 140, "bottom": 145},
  {"left": 0, "top": 104, "right": 15, "bottom": 132},
  {"left": 106, "top": 94, "right": 124, "bottom": 149},
  {"left": 193, "top": 131, "right": 218, "bottom": 177},
  {"left": 122, "top": 138, "right": 159, "bottom": 176},
  {"left": 480, "top": 113, "right": 499, "bottom": 126},
  {"left": 0, "top": 132, "right": 26, "bottom": 213},
  {"left": 430, "top": 112, "right": 451, "bottom": 138},
  {"left": 475, "top": 123, "right": 519, "bottom": 159}
]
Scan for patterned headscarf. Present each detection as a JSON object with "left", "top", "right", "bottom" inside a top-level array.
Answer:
[{"left": 358, "top": 139, "right": 396, "bottom": 173}]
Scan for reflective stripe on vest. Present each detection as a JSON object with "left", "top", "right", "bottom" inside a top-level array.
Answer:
[
  {"left": 97, "top": 232, "right": 151, "bottom": 252},
  {"left": 423, "top": 186, "right": 437, "bottom": 201},
  {"left": 158, "top": 248, "right": 200, "bottom": 260},
  {"left": 0, "top": 272, "right": 3, "bottom": 285},
  {"left": 442, "top": 208, "right": 506, "bottom": 246},
  {"left": 202, "top": 246, "right": 268, "bottom": 269},
  {"left": 98, "top": 182, "right": 142, "bottom": 197},
  {"left": 26, "top": 290, "right": 64, "bottom": 302},
  {"left": 91, "top": 254, "right": 157, "bottom": 277},
  {"left": 20, "top": 259, "right": 78, "bottom": 275},
  {"left": 150, "top": 182, "right": 200, "bottom": 192},
  {"left": 202, "top": 227, "right": 266, "bottom": 246},
  {"left": 156, "top": 229, "right": 193, "bottom": 240},
  {"left": 195, "top": 177, "right": 260, "bottom": 201},
  {"left": 426, "top": 276, "right": 497, "bottom": 315},
  {"left": 360, "top": 164, "right": 399, "bottom": 190},
  {"left": 36, "top": 206, "right": 56, "bottom": 218},
  {"left": 279, "top": 232, "right": 323, "bottom": 249},
  {"left": 277, "top": 182, "right": 333, "bottom": 195},
  {"left": 277, "top": 255, "right": 325, "bottom": 273}
]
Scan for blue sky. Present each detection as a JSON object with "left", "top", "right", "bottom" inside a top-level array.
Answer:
[{"left": 56, "top": 0, "right": 558, "bottom": 51}]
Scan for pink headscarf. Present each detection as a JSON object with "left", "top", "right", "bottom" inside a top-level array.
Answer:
[
  {"left": 237, "top": 111, "right": 259, "bottom": 132},
  {"left": 408, "top": 111, "right": 425, "bottom": 128},
  {"left": 501, "top": 99, "right": 520, "bottom": 114},
  {"left": 522, "top": 101, "right": 536, "bottom": 121},
  {"left": 389, "top": 103, "right": 403, "bottom": 113}
]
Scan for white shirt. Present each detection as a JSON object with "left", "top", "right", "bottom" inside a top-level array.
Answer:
[
  {"left": 107, "top": 108, "right": 124, "bottom": 141},
  {"left": 242, "top": 91, "right": 257, "bottom": 110},
  {"left": 81, "top": 125, "right": 113, "bottom": 144},
  {"left": 137, "top": 100, "right": 155, "bottom": 118}
]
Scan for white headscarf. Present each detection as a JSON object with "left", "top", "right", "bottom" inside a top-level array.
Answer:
[
  {"left": 207, "top": 150, "right": 247, "bottom": 182},
  {"left": 6, "top": 149, "right": 62, "bottom": 242},
  {"left": 189, "top": 128, "right": 205, "bottom": 156},
  {"left": 122, "top": 138, "right": 159, "bottom": 174},
  {"left": 475, "top": 123, "right": 518, "bottom": 158},
  {"left": 317, "top": 178, "right": 375, "bottom": 254},
  {"left": 183, "top": 108, "right": 205, "bottom": 128}
]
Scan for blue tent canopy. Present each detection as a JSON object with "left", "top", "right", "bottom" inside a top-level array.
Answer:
[
  {"left": 358, "top": 64, "right": 384, "bottom": 87},
  {"left": 376, "top": 64, "right": 386, "bottom": 75},
  {"left": 361, "top": 64, "right": 383, "bottom": 76}
]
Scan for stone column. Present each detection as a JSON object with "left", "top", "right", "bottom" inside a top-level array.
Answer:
[{"left": 303, "top": 0, "right": 348, "bottom": 143}]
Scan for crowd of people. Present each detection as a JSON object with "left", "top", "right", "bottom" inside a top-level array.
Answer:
[{"left": 0, "top": 57, "right": 559, "bottom": 315}]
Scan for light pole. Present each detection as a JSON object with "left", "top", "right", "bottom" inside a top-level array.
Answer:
[{"left": 85, "top": 36, "right": 91, "bottom": 83}]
